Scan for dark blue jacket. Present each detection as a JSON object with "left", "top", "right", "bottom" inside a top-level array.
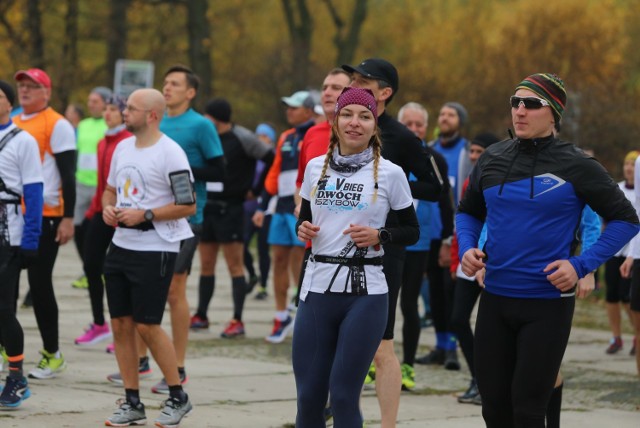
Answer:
[{"left": 456, "top": 135, "right": 639, "bottom": 298}]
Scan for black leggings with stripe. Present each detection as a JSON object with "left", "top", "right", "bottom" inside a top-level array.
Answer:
[
  {"left": 292, "top": 292, "right": 388, "bottom": 427},
  {"left": 474, "top": 291, "right": 574, "bottom": 428}
]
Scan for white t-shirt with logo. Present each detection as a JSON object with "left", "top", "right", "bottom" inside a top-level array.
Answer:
[
  {"left": 299, "top": 155, "right": 413, "bottom": 300},
  {"left": 107, "top": 135, "right": 194, "bottom": 252},
  {"left": 0, "top": 124, "right": 44, "bottom": 246}
]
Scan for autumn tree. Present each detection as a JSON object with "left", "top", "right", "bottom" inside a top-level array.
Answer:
[
  {"left": 107, "top": 0, "right": 131, "bottom": 87},
  {"left": 56, "top": 0, "right": 79, "bottom": 108}
]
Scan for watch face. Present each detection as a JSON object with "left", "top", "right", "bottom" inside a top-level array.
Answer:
[{"left": 144, "top": 210, "right": 153, "bottom": 221}]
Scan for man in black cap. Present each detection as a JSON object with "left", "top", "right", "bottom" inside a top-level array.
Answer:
[{"left": 342, "top": 58, "right": 444, "bottom": 427}]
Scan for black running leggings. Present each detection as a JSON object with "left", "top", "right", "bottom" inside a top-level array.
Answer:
[
  {"left": 474, "top": 291, "right": 574, "bottom": 428},
  {"left": 243, "top": 209, "right": 271, "bottom": 288},
  {"left": 400, "top": 250, "right": 428, "bottom": 366},
  {"left": 26, "top": 217, "right": 62, "bottom": 354},
  {"left": 382, "top": 243, "right": 405, "bottom": 340},
  {"left": 427, "top": 239, "right": 454, "bottom": 336},
  {"left": 83, "top": 214, "right": 115, "bottom": 326},
  {"left": 0, "top": 247, "right": 24, "bottom": 357},
  {"left": 450, "top": 277, "right": 482, "bottom": 377}
]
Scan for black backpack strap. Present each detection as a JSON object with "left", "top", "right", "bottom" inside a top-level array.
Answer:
[{"left": 0, "top": 127, "right": 22, "bottom": 154}]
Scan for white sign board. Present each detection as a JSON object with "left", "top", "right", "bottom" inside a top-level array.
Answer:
[{"left": 114, "top": 59, "right": 155, "bottom": 98}]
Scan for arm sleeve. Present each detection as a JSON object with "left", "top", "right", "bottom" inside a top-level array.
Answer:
[
  {"left": 21, "top": 182, "right": 44, "bottom": 250},
  {"left": 386, "top": 205, "right": 419, "bottom": 246},
  {"left": 191, "top": 155, "right": 226, "bottom": 182},
  {"left": 570, "top": 220, "right": 640, "bottom": 277},
  {"left": 569, "top": 157, "right": 640, "bottom": 276},
  {"left": 456, "top": 212, "right": 484, "bottom": 259},
  {"left": 295, "top": 198, "right": 312, "bottom": 235},
  {"left": 54, "top": 150, "right": 76, "bottom": 218},
  {"left": 404, "top": 138, "right": 444, "bottom": 202}
]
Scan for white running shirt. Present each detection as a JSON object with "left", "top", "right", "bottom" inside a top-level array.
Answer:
[
  {"left": 299, "top": 155, "right": 413, "bottom": 300},
  {"left": 108, "top": 135, "right": 194, "bottom": 252}
]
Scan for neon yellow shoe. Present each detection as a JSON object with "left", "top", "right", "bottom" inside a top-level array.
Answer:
[
  {"left": 363, "top": 362, "right": 376, "bottom": 389},
  {"left": 28, "top": 350, "right": 67, "bottom": 379},
  {"left": 401, "top": 363, "right": 416, "bottom": 390},
  {"left": 71, "top": 275, "right": 88, "bottom": 289},
  {"left": 0, "top": 346, "right": 8, "bottom": 372}
]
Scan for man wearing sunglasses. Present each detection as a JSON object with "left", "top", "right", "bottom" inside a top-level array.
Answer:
[{"left": 456, "top": 73, "right": 640, "bottom": 427}]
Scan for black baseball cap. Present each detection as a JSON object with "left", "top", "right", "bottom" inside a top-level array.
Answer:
[{"left": 342, "top": 58, "right": 399, "bottom": 95}]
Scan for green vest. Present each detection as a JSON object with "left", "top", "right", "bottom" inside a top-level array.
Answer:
[{"left": 76, "top": 117, "right": 107, "bottom": 186}]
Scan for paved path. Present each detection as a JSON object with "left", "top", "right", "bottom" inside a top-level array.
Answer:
[{"left": 3, "top": 245, "right": 639, "bottom": 427}]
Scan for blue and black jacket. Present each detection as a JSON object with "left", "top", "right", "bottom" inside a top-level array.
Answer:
[{"left": 456, "top": 135, "right": 639, "bottom": 299}]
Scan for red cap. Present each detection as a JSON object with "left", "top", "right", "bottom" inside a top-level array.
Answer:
[{"left": 14, "top": 68, "right": 52, "bottom": 89}]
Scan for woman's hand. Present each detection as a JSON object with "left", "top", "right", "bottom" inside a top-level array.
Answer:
[
  {"left": 343, "top": 224, "right": 379, "bottom": 248},
  {"left": 298, "top": 220, "right": 320, "bottom": 242}
]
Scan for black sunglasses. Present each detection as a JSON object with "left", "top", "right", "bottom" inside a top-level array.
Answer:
[{"left": 510, "top": 96, "right": 550, "bottom": 110}]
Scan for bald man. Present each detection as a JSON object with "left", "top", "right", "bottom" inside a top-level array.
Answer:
[{"left": 102, "top": 89, "right": 195, "bottom": 426}]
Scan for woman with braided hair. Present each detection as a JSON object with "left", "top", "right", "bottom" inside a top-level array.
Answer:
[{"left": 293, "top": 87, "right": 419, "bottom": 427}]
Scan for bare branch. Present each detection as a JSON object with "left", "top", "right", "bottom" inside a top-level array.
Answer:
[{"left": 321, "top": 0, "right": 344, "bottom": 30}]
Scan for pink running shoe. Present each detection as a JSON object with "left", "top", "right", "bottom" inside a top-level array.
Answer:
[
  {"left": 105, "top": 343, "right": 115, "bottom": 354},
  {"left": 74, "top": 323, "right": 112, "bottom": 346}
]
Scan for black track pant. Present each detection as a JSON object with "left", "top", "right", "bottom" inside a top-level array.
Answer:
[
  {"left": 26, "top": 217, "right": 62, "bottom": 353},
  {"left": 450, "top": 277, "right": 482, "bottom": 377},
  {"left": 83, "top": 214, "right": 115, "bottom": 326},
  {"left": 474, "top": 291, "right": 574, "bottom": 428},
  {"left": 427, "top": 239, "right": 454, "bottom": 336},
  {"left": 400, "top": 250, "right": 428, "bottom": 366}
]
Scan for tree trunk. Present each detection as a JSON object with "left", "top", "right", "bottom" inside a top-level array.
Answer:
[
  {"left": 186, "top": 0, "right": 212, "bottom": 108},
  {"left": 106, "top": 0, "right": 130, "bottom": 88},
  {"left": 336, "top": 0, "right": 367, "bottom": 66},
  {"left": 26, "top": 0, "right": 45, "bottom": 69},
  {"left": 57, "top": 0, "right": 79, "bottom": 109},
  {"left": 323, "top": 0, "right": 368, "bottom": 66},
  {"left": 281, "top": 0, "right": 313, "bottom": 90}
]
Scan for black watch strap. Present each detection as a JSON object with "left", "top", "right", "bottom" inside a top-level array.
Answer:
[{"left": 378, "top": 228, "right": 391, "bottom": 245}]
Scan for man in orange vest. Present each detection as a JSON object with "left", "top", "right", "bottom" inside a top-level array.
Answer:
[{"left": 13, "top": 68, "right": 76, "bottom": 379}]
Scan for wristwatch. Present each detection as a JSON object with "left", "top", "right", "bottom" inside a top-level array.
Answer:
[
  {"left": 378, "top": 228, "right": 391, "bottom": 245},
  {"left": 144, "top": 209, "right": 155, "bottom": 222}
]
